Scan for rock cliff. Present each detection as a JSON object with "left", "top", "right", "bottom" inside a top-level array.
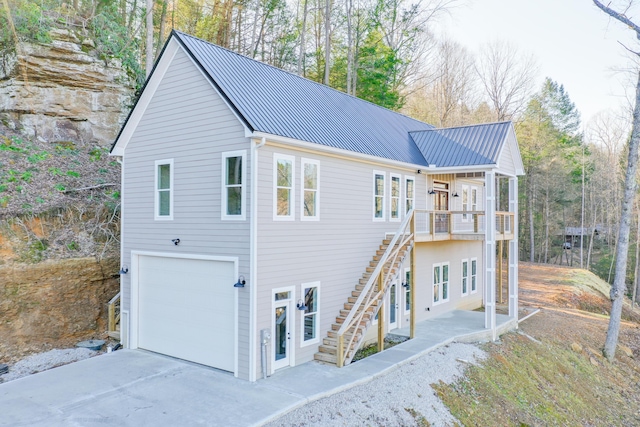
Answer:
[{"left": 0, "top": 28, "right": 133, "bottom": 146}]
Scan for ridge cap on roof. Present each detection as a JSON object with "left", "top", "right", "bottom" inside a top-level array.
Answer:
[
  {"left": 409, "top": 121, "right": 512, "bottom": 134},
  {"left": 173, "top": 30, "right": 433, "bottom": 128}
]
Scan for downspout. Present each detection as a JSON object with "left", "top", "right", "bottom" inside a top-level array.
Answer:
[{"left": 251, "top": 137, "right": 266, "bottom": 381}]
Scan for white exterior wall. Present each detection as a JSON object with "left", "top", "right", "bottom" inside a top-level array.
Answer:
[
  {"left": 254, "top": 143, "right": 425, "bottom": 373},
  {"left": 120, "top": 46, "right": 252, "bottom": 379}
]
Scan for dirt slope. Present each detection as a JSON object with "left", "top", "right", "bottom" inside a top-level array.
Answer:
[{"left": 436, "top": 263, "right": 640, "bottom": 426}]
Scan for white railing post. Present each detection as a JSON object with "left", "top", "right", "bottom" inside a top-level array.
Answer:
[
  {"left": 508, "top": 177, "right": 519, "bottom": 319},
  {"left": 485, "top": 171, "right": 496, "bottom": 339}
]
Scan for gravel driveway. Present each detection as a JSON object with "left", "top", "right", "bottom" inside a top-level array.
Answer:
[{"left": 264, "top": 342, "right": 485, "bottom": 427}]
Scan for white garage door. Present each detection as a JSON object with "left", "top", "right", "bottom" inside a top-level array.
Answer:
[{"left": 137, "top": 255, "right": 235, "bottom": 372}]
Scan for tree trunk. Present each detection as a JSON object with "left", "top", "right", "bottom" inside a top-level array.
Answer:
[
  {"left": 323, "top": 0, "right": 330, "bottom": 85},
  {"left": 145, "top": 0, "right": 154, "bottom": 77},
  {"left": 529, "top": 185, "right": 535, "bottom": 263},
  {"left": 604, "top": 67, "right": 640, "bottom": 360},
  {"left": 155, "top": 0, "right": 168, "bottom": 60},
  {"left": 345, "top": 0, "right": 353, "bottom": 94},
  {"left": 633, "top": 204, "right": 640, "bottom": 308},
  {"left": 297, "top": 0, "right": 308, "bottom": 76}
]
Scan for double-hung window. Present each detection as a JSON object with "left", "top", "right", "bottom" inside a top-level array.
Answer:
[
  {"left": 222, "top": 150, "right": 246, "bottom": 220},
  {"left": 462, "top": 185, "right": 469, "bottom": 221},
  {"left": 404, "top": 268, "right": 411, "bottom": 313},
  {"left": 155, "top": 159, "right": 173, "bottom": 220},
  {"left": 405, "top": 177, "right": 415, "bottom": 213},
  {"left": 390, "top": 174, "right": 401, "bottom": 221},
  {"left": 433, "top": 262, "right": 450, "bottom": 305},
  {"left": 373, "top": 171, "right": 385, "bottom": 220},
  {"left": 274, "top": 154, "right": 295, "bottom": 220},
  {"left": 461, "top": 259, "right": 469, "bottom": 296},
  {"left": 471, "top": 258, "right": 477, "bottom": 293},
  {"left": 301, "top": 158, "right": 319, "bottom": 220},
  {"left": 301, "top": 282, "right": 320, "bottom": 345}
]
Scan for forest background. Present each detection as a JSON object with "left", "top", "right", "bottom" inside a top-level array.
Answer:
[{"left": 0, "top": 0, "right": 636, "bottom": 294}]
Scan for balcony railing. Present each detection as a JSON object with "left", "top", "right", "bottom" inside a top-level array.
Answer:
[{"left": 414, "top": 210, "right": 514, "bottom": 242}]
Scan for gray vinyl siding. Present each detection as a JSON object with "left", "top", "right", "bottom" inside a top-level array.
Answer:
[
  {"left": 255, "top": 144, "right": 425, "bottom": 371},
  {"left": 497, "top": 132, "right": 517, "bottom": 176},
  {"left": 120, "top": 46, "right": 252, "bottom": 379}
]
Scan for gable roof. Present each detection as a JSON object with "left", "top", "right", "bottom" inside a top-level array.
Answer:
[
  {"left": 173, "top": 31, "right": 432, "bottom": 165},
  {"left": 410, "top": 122, "right": 512, "bottom": 168},
  {"left": 111, "top": 31, "right": 523, "bottom": 175}
]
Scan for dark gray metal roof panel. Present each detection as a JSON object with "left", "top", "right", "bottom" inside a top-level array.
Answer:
[
  {"left": 410, "top": 122, "right": 512, "bottom": 167},
  {"left": 174, "top": 31, "right": 432, "bottom": 165}
]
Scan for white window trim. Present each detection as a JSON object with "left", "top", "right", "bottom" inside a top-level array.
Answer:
[
  {"left": 154, "top": 159, "right": 174, "bottom": 220},
  {"left": 299, "top": 281, "right": 320, "bottom": 347},
  {"left": 390, "top": 173, "right": 401, "bottom": 222},
  {"left": 274, "top": 153, "right": 296, "bottom": 221},
  {"left": 373, "top": 170, "right": 386, "bottom": 221},
  {"left": 403, "top": 267, "right": 411, "bottom": 315},
  {"left": 221, "top": 150, "right": 247, "bottom": 221},
  {"left": 461, "top": 258, "right": 469, "bottom": 297},
  {"left": 461, "top": 184, "right": 469, "bottom": 222},
  {"left": 433, "top": 262, "right": 450, "bottom": 305},
  {"left": 300, "top": 158, "right": 320, "bottom": 221},
  {"left": 471, "top": 257, "right": 478, "bottom": 294},
  {"left": 404, "top": 176, "right": 415, "bottom": 214}
]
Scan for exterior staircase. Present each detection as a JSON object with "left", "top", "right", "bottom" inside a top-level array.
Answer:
[{"left": 314, "top": 210, "right": 415, "bottom": 367}]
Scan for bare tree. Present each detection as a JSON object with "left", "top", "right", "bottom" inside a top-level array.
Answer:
[
  {"left": 146, "top": 0, "right": 155, "bottom": 76},
  {"left": 475, "top": 40, "right": 538, "bottom": 121},
  {"left": 592, "top": 0, "right": 640, "bottom": 361}
]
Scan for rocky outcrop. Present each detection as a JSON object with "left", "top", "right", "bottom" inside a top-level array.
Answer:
[{"left": 0, "top": 28, "right": 133, "bottom": 146}]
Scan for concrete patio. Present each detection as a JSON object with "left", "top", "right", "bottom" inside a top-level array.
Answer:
[{"left": 0, "top": 310, "right": 516, "bottom": 427}]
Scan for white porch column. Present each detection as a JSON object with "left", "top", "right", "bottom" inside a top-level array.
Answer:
[
  {"left": 508, "top": 176, "right": 519, "bottom": 319},
  {"left": 484, "top": 171, "right": 496, "bottom": 339}
]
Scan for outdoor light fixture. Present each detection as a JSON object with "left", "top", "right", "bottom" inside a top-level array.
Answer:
[
  {"left": 453, "top": 192, "right": 459, "bottom": 197},
  {"left": 428, "top": 189, "right": 436, "bottom": 195},
  {"left": 402, "top": 282, "right": 410, "bottom": 289},
  {"left": 172, "top": 238, "right": 181, "bottom": 245},
  {"left": 296, "top": 299, "right": 308, "bottom": 311},
  {"left": 119, "top": 266, "right": 128, "bottom": 275},
  {"left": 417, "top": 169, "right": 422, "bottom": 174},
  {"left": 234, "top": 275, "right": 246, "bottom": 288}
]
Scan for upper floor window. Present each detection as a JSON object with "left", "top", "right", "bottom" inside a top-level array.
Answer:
[
  {"left": 405, "top": 177, "right": 415, "bottom": 213},
  {"left": 274, "top": 154, "right": 295, "bottom": 220},
  {"left": 301, "top": 158, "right": 319, "bottom": 220},
  {"left": 222, "top": 150, "right": 246, "bottom": 220},
  {"left": 373, "top": 171, "right": 385, "bottom": 220},
  {"left": 155, "top": 159, "right": 173, "bottom": 220},
  {"left": 390, "top": 174, "right": 401, "bottom": 221}
]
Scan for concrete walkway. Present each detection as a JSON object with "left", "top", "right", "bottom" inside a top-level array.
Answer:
[{"left": 0, "top": 311, "right": 515, "bottom": 427}]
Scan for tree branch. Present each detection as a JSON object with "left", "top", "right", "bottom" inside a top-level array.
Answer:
[{"left": 593, "top": 0, "right": 640, "bottom": 38}]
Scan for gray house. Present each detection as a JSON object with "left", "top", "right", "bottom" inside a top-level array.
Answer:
[{"left": 110, "top": 31, "right": 524, "bottom": 382}]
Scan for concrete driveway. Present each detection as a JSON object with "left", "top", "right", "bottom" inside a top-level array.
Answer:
[{"left": 0, "top": 311, "right": 516, "bottom": 426}]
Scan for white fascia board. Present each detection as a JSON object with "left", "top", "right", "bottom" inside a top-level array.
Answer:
[
  {"left": 110, "top": 39, "right": 180, "bottom": 157},
  {"left": 249, "top": 131, "right": 425, "bottom": 173},
  {"left": 426, "top": 165, "right": 496, "bottom": 174}
]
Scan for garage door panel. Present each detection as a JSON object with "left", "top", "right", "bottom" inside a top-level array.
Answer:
[{"left": 137, "top": 256, "right": 235, "bottom": 372}]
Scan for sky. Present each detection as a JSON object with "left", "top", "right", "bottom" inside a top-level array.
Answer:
[{"left": 434, "top": 0, "right": 640, "bottom": 129}]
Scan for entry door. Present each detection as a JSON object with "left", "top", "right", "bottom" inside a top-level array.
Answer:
[
  {"left": 388, "top": 282, "right": 399, "bottom": 330},
  {"left": 434, "top": 183, "right": 449, "bottom": 233},
  {"left": 273, "top": 289, "right": 293, "bottom": 371}
]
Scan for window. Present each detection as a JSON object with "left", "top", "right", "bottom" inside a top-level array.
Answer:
[
  {"left": 274, "top": 154, "right": 295, "bottom": 220},
  {"left": 155, "top": 159, "right": 173, "bottom": 220},
  {"left": 301, "top": 282, "right": 320, "bottom": 346},
  {"left": 433, "top": 262, "right": 450, "bottom": 305},
  {"left": 471, "top": 258, "right": 477, "bottom": 293},
  {"left": 471, "top": 187, "right": 478, "bottom": 212},
  {"left": 301, "top": 159, "right": 319, "bottom": 220},
  {"left": 373, "top": 171, "right": 385, "bottom": 220},
  {"left": 462, "top": 185, "right": 469, "bottom": 221},
  {"left": 390, "top": 174, "right": 401, "bottom": 221},
  {"left": 405, "top": 177, "right": 415, "bottom": 213},
  {"left": 404, "top": 268, "right": 411, "bottom": 313},
  {"left": 222, "top": 151, "right": 246, "bottom": 220},
  {"left": 462, "top": 259, "right": 469, "bottom": 296}
]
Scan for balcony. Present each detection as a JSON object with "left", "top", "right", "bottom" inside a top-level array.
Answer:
[{"left": 414, "top": 210, "right": 514, "bottom": 242}]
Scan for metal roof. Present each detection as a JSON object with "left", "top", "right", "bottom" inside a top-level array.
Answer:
[
  {"left": 410, "top": 122, "right": 512, "bottom": 167},
  {"left": 173, "top": 31, "right": 433, "bottom": 165}
]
